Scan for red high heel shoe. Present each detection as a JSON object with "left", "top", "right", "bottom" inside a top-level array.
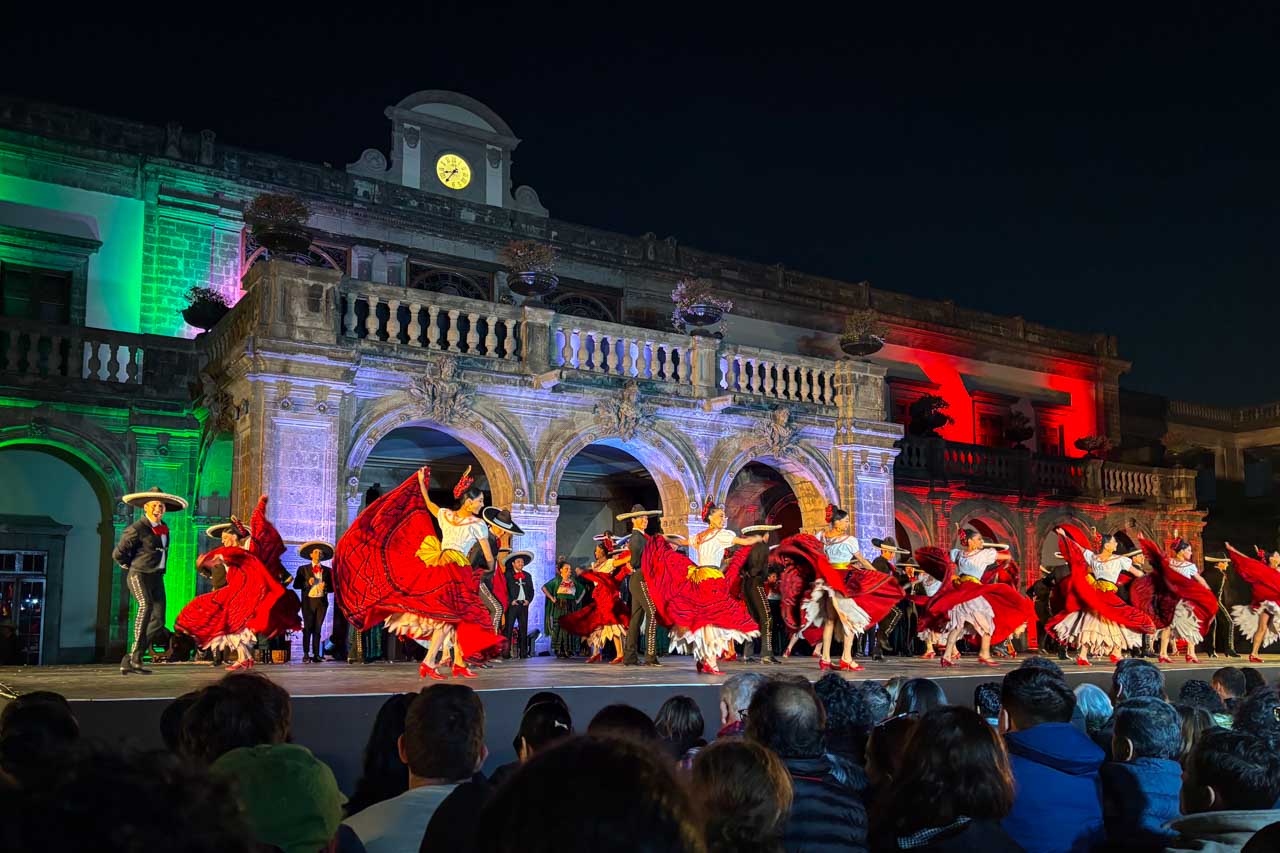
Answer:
[
  {"left": 419, "top": 661, "right": 445, "bottom": 680},
  {"left": 451, "top": 664, "right": 478, "bottom": 679},
  {"left": 839, "top": 660, "right": 864, "bottom": 672},
  {"left": 703, "top": 660, "right": 724, "bottom": 675},
  {"left": 919, "top": 649, "right": 936, "bottom": 660},
  {"left": 585, "top": 653, "right": 603, "bottom": 664},
  {"left": 1075, "top": 656, "right": 1092, "bottom": 667},
  {"left": 1250, "top": 654, "right": 1264, "bottom": 663},
  {"left": 1185, "top": 655, "right": 1199, "bottom": 664},
  {"left": 976, "top": 656, "right": 999, "bottom": 667},
  {"left": 940, "top": 657, "right": 955, "bottom": 668},
  {"left": 609, "top": 656, "right": 624, "bottom": 665},
  {"left": 819, "top": 660, "right": 833, "bottom": 671},
  {"left": 1158, "top": 655, "right": 1173, "bottom": 664},
  {"left": 226, "top": 658, "right": 253, "bottom": 672},
  {"left": 1109, "top": 654, "right": 1123, "bottom": 665}
]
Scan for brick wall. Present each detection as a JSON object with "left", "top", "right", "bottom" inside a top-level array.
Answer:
[{"left": 140, "top": 204, "right": 243, "bottom": 338}]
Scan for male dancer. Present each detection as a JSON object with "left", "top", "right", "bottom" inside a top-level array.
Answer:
[
  {"left": 620, "top": 503, "right": 663, "bottom": 666},
  {"left": 740, "top": 524, "right": 782, "bottom": 663},
  {"left": 480, "top": 506, "right": 524, "bottom": 641},
  {"left": 869, "top": 536, "right": 912, "bottom": 659},
  {"left": 1202, "top": 552, "right": 1241, "bottom": 658},
  {"left": 112, "top": 486, "right": 188, "bottom": 674},
  {"left": 293, "top": 541, "right": 334, "bottom": 663},
  {"left": 503, "top": 550, "right": 536, "bottom": 658}
]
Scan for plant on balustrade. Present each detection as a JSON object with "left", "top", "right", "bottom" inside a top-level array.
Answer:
[
  {"left": 1160, "top": 430, "right": 1203, "bottom": 468},
  {"left": 1004, "top": 410, "right": 1035, "bottom": 449},
  {"left": 670, "top": 277, "right": 733, "bottom": 337},
  {"left": 906, "top": 394, "right": 954, "bottom": 437},
  {"left": 244, "top": 192, "right": 311, "bottom": 255},
  {"left": 501, "top": 239, "right": 559, "bottom": 304},
  {"left": 181, "top": 286, "right": 231, "bottom": 335},
  {"left": 839, "top": 309, "right": 888, "bottom": 357},
  {"left": 1074, "top": 434, "right": 1113, "bottom": 459}
]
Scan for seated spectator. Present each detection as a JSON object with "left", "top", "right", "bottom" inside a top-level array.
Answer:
[
  {"left": 870, "top": 706, "right": 1022, "bottom": 852},
  {"left": 344, "top": 684, "right": 486, "bottom": 853},
  {"left": 866, "top": 714, "right": 918, "bottom": 793},
  {"left": 859, "top": 680, "right": 893, "bottom": 724},
  {"left": 1212, "top": 667, "right": 1246, "bottom": 712},
  {"left": 1074, "top": 683, "right": 1114, "bottom": 739},
  {"left": 884, "top": 675, "right": 908, "bottom": 707},
  {"left": 1000, "top": 666, "right": 1105, "bottom": 853},
  {"left": 1099, "top": 697, "right": 1182, "bottom": 851},
  {"left": 1018, "top": 656, "right": 1067, "bottom": 679},
  {"left": 0, "top": 690, "right": 79, "bottom": 785},
  {"left": 473, "top": 736, "right": 704, "bottom": 853},
  {"left": 975, "top": 681, "right": 1002, "bottom": 727},
  {"left": 489, "top": 697, "right": 574, "bottom": 788},
  {"left": 691, "top": 739, "right": 793, "bottom": 853},
  {"left": 1177, "top": 680, "right": 1232, "bottom": 727},
  {"left": 588, "top": 703, "right": 660, "bottom": 743},
  {"left": 158, "top": 690, "right": 199, "bottom": 754},
  {"left": 655, "top": 695, "right": 707, "bottom": 766},
  {"left": 1232, "top": 685, "right": 1280, "bottom": 745},
  {"left": 747, "top": 678, "right": 869, "bottom": 852},
  {"left": 717, "top": 672, "right": 767, "bottom": 738},
  {"left": 180, "top": 671, "right": 292, "bottom": 765},
  {"left": 1174, "top": 705, "right": 1216, "bottom": 767},
  {"left": 346, "top": 692, "right": 415, "bottom": 818},
  {"left": 1243, "top": 821, "right": 1280, "bottom": 853},
  {"left": 212, "top": 743, "right": 346, "bottom": 853},
  {"left": 892, "top": 677, "right": 946, "bottom": 716},
  {"left": 816, "top": 672, "right": 870, "bottom": 764},
  {"left": 1166, "top": 728, "right": 1280, "bottom": 851},
  {"left": 0, "top": 743, "right": 253, "bottom": 853},
  {"left": 1240, "top": 667, "right": 1266, "bottom": 696},
  {"left": 1094, "top": 659, "right": 1166, "bottom": 755}
]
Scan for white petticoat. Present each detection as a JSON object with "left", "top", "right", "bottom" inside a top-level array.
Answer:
[
  {"left": 1167, "top": 600, "right": 1205, "bottom": 644},
  {"left": 802, "top": 580, "right": 873, "bottom": 639},
  {"left": 1231, "top": 600, "right": 1280, "bottom": 646},
  {"left": 1051, "top": 611, "right": 1143, "bottom": 654},
  {"left": 384, "top": 612, "right": 457, "bottom": 655},
  {"left": 942, "top": 597, "right": 997, "bottom": 638},
  {"left": 205, "top": 628, "right": 256, "bottom": 653},
  {"left": 669, "top": 625, "right": 759, "bottom": 662},
  {"left": 587, "top": 623, "right": 625, "bottom": 650}
]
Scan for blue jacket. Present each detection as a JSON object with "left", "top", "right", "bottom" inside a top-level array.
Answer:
[
  {"left": 1099, "top": 758, "right": 1180, "bottom": 851},
  {"left": 1002, "top": 723, "right": 1105, "bottom": 853}
]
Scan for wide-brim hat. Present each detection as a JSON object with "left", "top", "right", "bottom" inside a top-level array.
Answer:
[
  {"left": 123, "top": 487, "right": 188, "bottom": 511},
  {"left": 482, "top": 506, "right": 525, "bottom": 535},
  {"left": 899, "top": 559, "right": 920, "bottom": 569},
  {"left": 1204, "top": 554, "right": 1229, "bottom": 563},
  {"left": 742, "top": 524, "right": 782, "bottom": 536},
  {"left": 871, "top": 537, "right": 910, "bottom": 554},
  {"left": 207, "top": 523, "right": 233, "bottom": 541},
  {"left": 299, "top": 541, "right": 335, "bottom": 561},
  {"left": 617, "top": 504, "right": 662, "bottom": 521},
  {"left": 504, "top": 550, "right": 535, "bottom": 570}
]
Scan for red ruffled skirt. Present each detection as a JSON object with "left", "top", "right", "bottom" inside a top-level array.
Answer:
[
  {"left": 1132, "top": 539, "right": 1218, "bottom": 643},
  {"left": 559, "top": 569, "right": 630, "bottom": 645},
  {"left": 913, "top": 545, "right": 1031, "bottom": 645},
  {"left": 176, "top": 548, "right": 285, "bottom": 650},
  {"left": 642, "top": 534, "right": 758, "bottom": 659}
]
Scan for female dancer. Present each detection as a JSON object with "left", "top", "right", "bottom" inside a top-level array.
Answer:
[
  {"left": 1138, "top": 537, "right": 1216, "bottom": 664},
  {"left": 245, "top": 496, "right": 303, "bottom": 648},
  {"left": 543, "top": 559, "right": 585, "bottom": 658},
  {"left": 642, "top": 527, "right": 762, "bottom": 675},
  {"left": 333, "top": 465, "right": 503, "bottom": 680},
  {"left": 1226, "top": 543, "right": 1280, "bottom": 662},
  {"left": 669, "top": 500, "right": 759, "bottom": 576},
  {"left": 1049, "top": 527, "right": 1155, "bottom": 666},
  {"left": 561, "top": 535, "right": 632, "bottom": 664}
]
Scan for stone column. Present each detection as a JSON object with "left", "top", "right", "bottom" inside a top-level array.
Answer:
[
  {"left": 511, "top": 503, "right": 561, "bottom": 653},
  {"left": 831, "top": 360, "right": 902, "bottom": 553}
]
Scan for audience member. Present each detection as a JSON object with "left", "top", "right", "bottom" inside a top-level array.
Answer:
[
  {"left": 1112, "top": 658, "right": 1166, "bottom": 701},
  {"left": 866, "top": 714, "right": 918, "bottom": 793},
  {"left": 1099, "top": 697, "right": 1182, "bottom": 851},
  {"left": 655, "top": 695, "right": 707, "bottom": 765},
  {"left": 1211, "top": 667, "right": 1246, "bottom": 712},
  {"left": 180, "top": 672, "right": 292, "bottom": 764},
  {"left": 1174, "top": 705, "right": 1216, "bottom": 767},
  {"left": 158, "top": 690, "right": 198, "bottom": 754},
  {"left": 691, "top": 739, "right": 793, "bottom": 853},
  {"left": 1232, "top": 684, "right": 1280, "bottom": 745},
  {"left": 1166, "top": 728, "right": 1280, "bottom": 851},
  {"left": 490, "top": 697, "right": 575, "bottom": 788},
  {"left": 213, "top": 743, "right": 346, "bottom": 853},
  {"left": 0, "top": 744, "right": 253, "bottom": 853},
  {"left": 1000, "top": 666, "right": 1105, "bottom": 853},
  {"left": 1240, "top": 667, "right": 1266, "bottom": 696},
  {"left": 344, "top": 684, "right": 486, "bottom": 853},
  {"left": 859, "top": 680, "right": 893, "bottom": 723},
  {"left": 472, "top": 736, "right": 705, "bottom": 853},
  {"left": 717, "top": 672, "right": 767, "bottom": 738},
  {"left": 1177, "top": 679, "right": 1231, "bottom": 727},
  {"left": 0, "top": 690, "right": 79, "bottom": 785},
  {"left": 345, "top": 692, "right": 415, "bottom": 818},
  {"left": 1243, "top": 820, "right": 1280, "bottom": 853},
  {"left": 870, "top": 706, "right": 1022, "bottom": 852},
  {"left": 1018, "top": 655, "right": 1067, "bottom": 680},
  {"left": 1073, "top": 683, "right": 1114, "bottom": 738},
  {"left": 892, "top": 677, "right": 946, "bottom": 716},
  {"left": 588, "top": 703, "right": 660, "bottom": 743},
  {"left": 884, "top": 675, "right": 908, "bottom": 707},
  {"left": 816, "top": 672, "right": 870, "bottom": 764},
  {"left": 974, "top": 682, "right": 1002, "bottom": 727},
  {"left": 747, "top": 677, "right": 869, "bottom": 852}
]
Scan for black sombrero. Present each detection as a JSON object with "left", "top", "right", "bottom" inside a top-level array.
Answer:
[
  {"left": 122, "top": 486, "right": 188, "bottom": 512},
  {"left": 871, "top": 536, "right": 910, "bottom": 555},
  {"left": 482, "top": 507, "right": 525, "bottom": 536},
  {"left": 504, "top": 550, "right": 535, "bottom": 570}
]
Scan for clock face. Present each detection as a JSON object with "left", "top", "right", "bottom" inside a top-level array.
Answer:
[{"left": 436, "top": 153, "right": 472, "bottom": 190}]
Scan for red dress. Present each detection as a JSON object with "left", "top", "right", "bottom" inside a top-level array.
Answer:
[
  {"left": 1045, "top": 530, "right": 1156, "bottom": 650},
  {"left": 559, "top": 562, "right": 630, "bottom": 646},
  {"left": 915, "top": 547, "right": 1032, "bottom": 644},
  {"left": 242, "top": 496, "right": 303, "bottom": 638},
  {"left": 641, "top": 532, "right": 759, "bottom": 660},
  {"left": 773, "top": 534, "right": 905, "bottom": 631},
  {"left": 1227, "top": 545, "right": 1280, "bottom": 645},
  {"left": 176, "top": 547, "right": 286, "bottom": 650},
  {"left": 1130, "top": 538, "right": 1216, "bottom": 643},
  {"left": 333, "top": 470, "right": 501, "bottom": 655}
]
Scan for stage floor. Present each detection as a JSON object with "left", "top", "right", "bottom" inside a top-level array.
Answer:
[{"left": 4, "top": 655, "right": 1274, "bottom": 792}]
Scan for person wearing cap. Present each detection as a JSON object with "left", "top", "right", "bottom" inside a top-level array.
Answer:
[
  {"left": 1225, "top": 542, "right": 1280, "bottom": 662},
  {"left": 868, "top": 536, "right": 912, "bottom": 659},
  {"left": 502, "top": 550, "right": 537, "bottom": 658},
  {"left": 561, "top": 534, "right": 632, "bottom": 663},
  {"left": 619, "top": 504, "right": 665, "bottom": 666},
  {"left": 293, "top": 541, "right": 335, "bottom": 663},
  {"left": 1048, "top": 528, "right": 1155, "bottom": 668},
  {"left": 738, "top": 524, "right": 782, "bottom": 664},
  {"left": 1146, "top": 535, "right": 1216, "bottom": 665},
  {"left": 212, "top": 743, "right": 346, "bottom": 853},
  {"left": 112, "top": 486, "right": 188, "bottom": 675}
]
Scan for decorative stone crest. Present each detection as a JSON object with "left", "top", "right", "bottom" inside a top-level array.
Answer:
[
  {"left": 756, "top": 406, "right": 800, "bottom": 459},
  {"left": 197, "top": 371, "right": 237, "bottom": 434},
  {"left": 28, "top": 417, "right": 47, "bottom": 438},
  {"left": 345, "top": 474, "right": 362, "bottom": 504},
  {"left": 403, "top": 125, "right": 420, "bottom": 149},
  {"left": 406, "top": 356, "right": 473, "bottom": 426},
  {"left": 592, "top": 380, "right": 653, "bottom": 442}
]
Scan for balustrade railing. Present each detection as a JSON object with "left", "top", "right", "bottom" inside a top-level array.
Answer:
[
  {"left": 719, "top": 345, "right": 839, "bottom": 406},
  {"left": 340, "top": 282, "right": 522, "bottom": 361},
  {"left": 550, "top": 317, "right": 694, "bottom": 385}
]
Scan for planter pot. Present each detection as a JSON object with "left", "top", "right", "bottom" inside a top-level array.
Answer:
[
  {"left": 251, "top": 222, "right": 312, "bottom": 255},
  {"left": 509, "top": 271, "right": 559, "bottom": 306},
  {"left": 840, "top": 335, "right": 884, "bottom": 357},
  {"left": 182, "top": 302, "right": 229, "bottom": 333},
  {"left": 678, "top": 304, "right": 726, "bottom": 337}
]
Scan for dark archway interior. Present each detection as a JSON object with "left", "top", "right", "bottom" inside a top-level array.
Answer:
[
  {"left": 555, "top": 443, "right": 659, "bottom": 568},
  {"left": 361, "top": 427, "right": 490, "bottom": 512},
  {"left": 725, "top": 463, "right": 801, "bottom": 543}
]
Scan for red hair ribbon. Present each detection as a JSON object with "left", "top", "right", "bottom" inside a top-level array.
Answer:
[
  {"left": 453, "top": 465, "right": 475, "bottom": 499},
  {"left": 701, "top": 498, "right": 716, "bottom": 523},
  {"left": 824, "top": 504, "right": 835, "bottom": 524},
  {"left": 602, "top": 534, "right": 615, "bottom": 553},
  {"left": 230, "top": 516, "right": 250, "bottom": 539}
]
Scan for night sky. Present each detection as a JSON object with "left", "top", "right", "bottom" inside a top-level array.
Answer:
[{"left": 4, "top": 5, "right": 1277, "bottom": 406}]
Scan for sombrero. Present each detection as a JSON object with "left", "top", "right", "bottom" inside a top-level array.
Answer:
[
  {"left": 482, "top": 506, "right": 525, "bottom": 536},
  {"left": 504, "top": 550, "right": 535, "bottom": 570},
  {"left": 742, "top": 524, "right": 782, "bottom": 536},
  {"left": 593, "top": 532, "right": 631, "bottom": 546},
  {"left": 871, "top": 536, "right": 910, "bottom": 555},
  {"left": 1204, "top": 554, "right": 1230, "bottom": 563},
  {"left": 298, "top": 541, "right": 335, "bottom": 561},
  {"left": 122, "top": 486, "right": 188, "bottom": 511},
  {"left": 617, "top": 504, "right": 662, "bottom": 521}
]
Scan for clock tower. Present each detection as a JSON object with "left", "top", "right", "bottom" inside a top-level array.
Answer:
[{"left": 347, "top": 89, "right": 547, "bottom": 216}]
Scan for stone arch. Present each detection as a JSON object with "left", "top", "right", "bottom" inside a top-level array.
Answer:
[
  {"left": 950, "top": 499, "right": 1025, "bottom": 566},
  {"left": 1098, "top": 511, "right": 1158, "bottom": 550},
  {"left": 704, "top": 441, "right": 838, "bottom": 533},
  {"left": 894, "top": 492, "right": 933, "bottom": 549},
  {"left": 0, "top": 423, "right": 129, "bottom": 504},
  {"left": 1032, "top": 506, "right": 1103, "bottom": 568}
]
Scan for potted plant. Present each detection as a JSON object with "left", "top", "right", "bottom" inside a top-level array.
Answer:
[
  {"left": 1074, "top": 435, "right": 1113, "bottom": 459},
  {"left": 839, "top": 309, "right": 888, "bottom": 357},
  {"left": 1161, "top": 430, "right": 1201, "bottom": 468},
  {"left": 1004, "top": 410, "right": 1035, "bottom": 449},
  {"left": 500, "top": 239, "right": 558, "bottom": 304},
  {"left": 244, "top": 193, "right": 311, "bottom": 255},
  {"left": 907, "top": 395, "right": 955, "bottom": 438},
  {"left": 670, "top": 277, "right": 733, "bottom": 337},
  {"left": 181, "top": 286, "right": 231, "bottom": 335}
]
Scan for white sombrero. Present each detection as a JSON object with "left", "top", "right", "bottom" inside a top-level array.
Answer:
[
  {"left": 742, "top": 524, "right": 782, "bottom": 536},
  {"left": 122, "top": 486, "right": 188, "bottom": 511},
  {"left": 617, "top": 504, "right": 662, "bottom": 521},
  {"left": 299, "top": 540, "right": 335, "bottom": 561}
]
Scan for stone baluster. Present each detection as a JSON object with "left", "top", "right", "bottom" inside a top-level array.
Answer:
[
  {"left": 363, "top": 295, "right": 380, "bottom": 341},
  {"left": 445, "top": 309, "right": 461, "bottom": 352},
  {"left": 425, "top": 306, "right": 441, "bottom": 349},
  {"left": 25, "top": 331, "right": 41, "bottom": 376},
  {"left": 680, "top": 345, "right": 693, "bottom": 384},
  {"left": 104, "top": 342, "right": 121, "bottom": 383},
  {"left": 386, "top": 299, "right": 402, "bottom": 344},
  {"left": 729, "top": 353, "right": 742, "bottom": 393},
  {"left": 126, "top": 344, "right": 141, "bottom": 384},
  {"left": 484, "top": 314, "right": 498, "bottom": 356},
  {"left": 87, "top": 339, "right": 102, "bottom": 380},
  {"left": 620, "top": 337, "right": 634, "bottom": 377},
  {"left": 781, "top": 365, "right": 793, "bottom": 400},
  {"left": 764, "top": 361, "right": 777, "bottom": 396},
  {"left": 600, "top": 335, "right": 613, "bottom": 374},
  {"left": 466, "top": 312, "right": 480, "bottom": 353},
  {"left": 407, "top": 302, "right": 422, "bottom": 347},
  {"left": 559, "top": 326, "right": 574, "bottom": 367},
  {"left": 574, "top": 327, "right": 589, "bottom": 370},
  {"left": 3, "top": 329, "right": 19, "bottom": 374},
  {"left": 502, "top": 317, "right": 517, "bottom": 360},
  {"left": 637, "top": 341, "right": 652, "bottom": 379},
  {"left": 342, "top": 294, "right": 357, "bottom": 337},
  {"left": 47, "top": 335, "right": 63, "bottom": 379}
]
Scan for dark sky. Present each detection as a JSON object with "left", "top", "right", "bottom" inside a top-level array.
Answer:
[{"left": 4, "top": 5, "right": 1277, "bottom": 406}]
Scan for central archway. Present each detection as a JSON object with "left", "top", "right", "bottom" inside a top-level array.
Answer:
[
  {"left": 554, "top": 442, "right": 661, "bottom": 567},
  {"left": 725, "top": 462, "right": 802, "bottom": 540}
]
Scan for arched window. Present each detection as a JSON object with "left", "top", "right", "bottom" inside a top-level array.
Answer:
[
  {"left": 409, "top": 270, "right": 489, "bottom": 301},
  {"left": 547, "top": 292, "right": 615, "bottom": 322}
]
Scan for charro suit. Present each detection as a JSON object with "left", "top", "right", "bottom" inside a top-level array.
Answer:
[
  {"left": 623, "top": 529, "right": 660, "bottom": 665},
  {"left": 112, "top": 518, "right": 171, "bottom": 663}
]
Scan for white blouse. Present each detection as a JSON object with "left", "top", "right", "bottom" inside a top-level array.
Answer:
[
  {"left": 693, "top": 527, "right": 737, "bottom": 568},
  {"left": 951, "top": 547, "right": 998, "bottom": 580},
  {"left": 439, "top": 508, "right": 488, "bottom": 555},
  {"left": 1082, "top": 550, "right": 1134, "bottom": 584},
  {"left": 823, "top": 534, "right": 860, "bottom": 566},
  {"left": 1169, "top": 559, "right": 1199, "bottom": 580}
]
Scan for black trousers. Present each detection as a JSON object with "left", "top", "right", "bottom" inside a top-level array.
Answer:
[
  {"left": 506, "top": 602, "right": 529, "bottom": 657},
  {"left": 302, "top": 596, "right": 328, "bottom": 658},
  {"left": 743, "top": 579, "right": 773, "bottom": 657},
  {"left": 1205, "top": 604, "right": 1238, "bottom": 654},
  {"left": 479, "top": 584, "right": 503, "bottom": 635},
  {"left": 624, "top": 573, "right": 659, "bottom": 664},
  {"left": 126, "top": 570, "right": 166, "bottom": 662}
]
